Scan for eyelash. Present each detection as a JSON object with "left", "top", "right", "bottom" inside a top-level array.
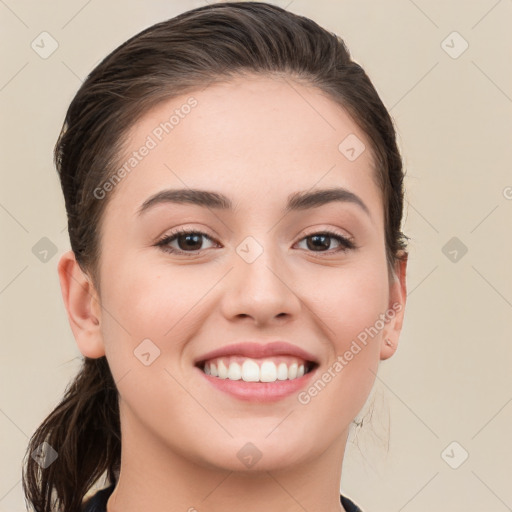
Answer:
[{"left": 155, "top": 227, "right": 356, "bottom": 256}]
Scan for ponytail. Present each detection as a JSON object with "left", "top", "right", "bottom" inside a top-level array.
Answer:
[{"left": 22, "top": 357, "right": 120, "bottom": 512}]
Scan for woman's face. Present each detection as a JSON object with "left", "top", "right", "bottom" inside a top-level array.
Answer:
[{"left": 79, "top": 75, "right": 406, "bottom": 472}]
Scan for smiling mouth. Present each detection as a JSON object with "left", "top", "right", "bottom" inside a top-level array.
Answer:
[{"left": 196, "top": 356, "right": 318, "bottom": 383}]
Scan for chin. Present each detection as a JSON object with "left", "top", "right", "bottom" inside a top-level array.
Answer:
[{"left": 194, "top": 438, "right": 311, "bottom": 473}]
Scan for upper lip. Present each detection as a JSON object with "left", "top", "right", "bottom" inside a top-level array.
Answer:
[{"left": 194, "top": 341, "right": 319, "bottom": 365}]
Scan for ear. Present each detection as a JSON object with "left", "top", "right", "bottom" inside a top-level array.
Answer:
[
  {"left": 380, "top": 252, "right": 408, "bottom": 360},
  {"left": 57, "top": 250, "right": 105, "bottom": 358}
]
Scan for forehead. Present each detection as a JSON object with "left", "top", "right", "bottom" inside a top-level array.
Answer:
[{"left": 104, "top": 74, "right": 381, "bottom": 219}]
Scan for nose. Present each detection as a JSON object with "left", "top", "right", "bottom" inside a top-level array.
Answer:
[{"left": 219, "top": 243, "right": 302, "bottom": 327}]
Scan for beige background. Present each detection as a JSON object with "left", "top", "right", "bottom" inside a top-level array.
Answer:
[{"left": 1, "top": 1, "right": 511, "bottom": 511}]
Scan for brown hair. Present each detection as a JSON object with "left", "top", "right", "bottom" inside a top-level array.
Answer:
[{"left": 22, "top": 2, "right": 407, "bottom": 510}]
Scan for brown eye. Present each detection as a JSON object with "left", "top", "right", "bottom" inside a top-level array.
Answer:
[
  {"left": 174, "top": 232, "right": 203, "bottom": 251},
  {"left": 297, "top": 231, "right": 355, "bottom": 253},
  {"left": 156, "top": 229, "right": 218, "bottom": 254}
]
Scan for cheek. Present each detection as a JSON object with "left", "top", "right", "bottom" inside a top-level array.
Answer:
[
  {"left": 295, "top": 268, "right": 388, "bottom": 437},
  {"left": 100, "top": 257, "right": 206, "bottom": 342},
  {"left": 311, "top": 260, "right": 390, "bottom": 346},
  {"left": 98, "top": 261, "right": 204, "bottom": 422}
]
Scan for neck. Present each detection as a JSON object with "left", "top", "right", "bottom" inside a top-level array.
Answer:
[{"left": 107, "top": 403, "right": 350, "bottom": 512}]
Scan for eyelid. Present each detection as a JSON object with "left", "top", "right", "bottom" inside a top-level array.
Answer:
[
  {"left": 299, "top": 226, "right": 355, "bottom": 244},
  {"left": 155, "top": 223, "right": 217, "bottom": 240}
]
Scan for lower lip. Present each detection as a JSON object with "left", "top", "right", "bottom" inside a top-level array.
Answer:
[{"left": 195, "top": 365, "right": 318, "bottom": 402}]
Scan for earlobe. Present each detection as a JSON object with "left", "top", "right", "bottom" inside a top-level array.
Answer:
[
  {"left": 57, "top": 250, "right": 105, "bottom": 358},
  {"left": 380, "top": 252, "right": 408, "bottom": 360}
]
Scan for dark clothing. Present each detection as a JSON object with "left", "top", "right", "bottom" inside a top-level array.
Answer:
[{"left": 82, "top": 483, "right": 363, "bottom": 511}]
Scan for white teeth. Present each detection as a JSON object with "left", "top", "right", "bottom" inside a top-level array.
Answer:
[
  {"left": 260, "top": 361, "right": 277, "bottom": 382},
  {"left": 218, "top": 360, "right": 228, "bottom": 379},
  {"left": 277, "top": 362, "right": 288, "bottom": 380},
  {"left": 241, "top": 360, "right": 260, "bottom": 382},
  {"left": 204, "top": 358, "right": 312, "bottom": 383},
  {"left": 227, "top": 362, "right": 242, "bottom": 380}
]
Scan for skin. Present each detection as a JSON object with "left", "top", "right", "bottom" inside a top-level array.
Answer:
[{"left": 58, "top": 74, "right": 407, "bottom": 512}]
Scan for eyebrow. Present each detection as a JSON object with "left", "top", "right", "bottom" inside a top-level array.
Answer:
[{"left": 136, "top": 187, "right": 371, "bottom": 218}]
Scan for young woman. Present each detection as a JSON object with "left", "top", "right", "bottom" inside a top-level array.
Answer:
[{"left": 22, "top": 2, "right": 408, "bottom": 511}]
